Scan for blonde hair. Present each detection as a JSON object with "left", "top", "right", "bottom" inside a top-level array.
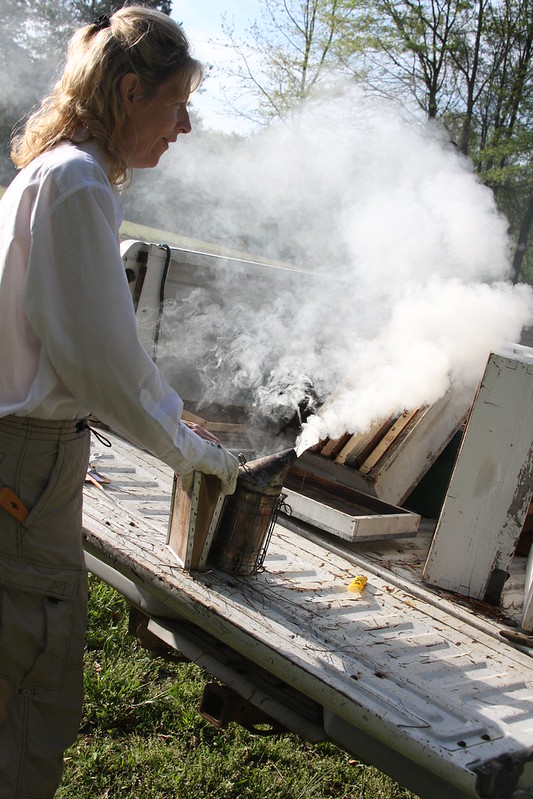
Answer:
[{"left": 11, "top": 6, "right": 203, "bottom": 184}]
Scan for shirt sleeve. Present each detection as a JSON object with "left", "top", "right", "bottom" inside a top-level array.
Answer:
[{"left": 23, "top": 177, "right": 208, "bottom": 475}]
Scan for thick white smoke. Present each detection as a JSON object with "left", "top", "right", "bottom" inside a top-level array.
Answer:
[{"left": 146, "top": 85, "right": 533, "bottom": 453}]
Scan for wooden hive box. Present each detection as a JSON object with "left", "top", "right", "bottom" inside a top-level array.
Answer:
[{"left": 307, "top": 384, "right": 473, "bottom": 507}]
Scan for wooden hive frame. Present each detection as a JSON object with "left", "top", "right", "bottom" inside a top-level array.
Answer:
[{"left": 307, "top": 385, "right": 473, "bottom": 506}]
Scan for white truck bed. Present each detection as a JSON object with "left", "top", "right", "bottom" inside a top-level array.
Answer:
[{"left": 82, "top": 431, "right": 533, "bottom": 799}]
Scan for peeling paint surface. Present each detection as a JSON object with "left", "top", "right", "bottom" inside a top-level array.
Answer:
[{"left": 424, "top": 351, "right": 533, "bottom": 602}]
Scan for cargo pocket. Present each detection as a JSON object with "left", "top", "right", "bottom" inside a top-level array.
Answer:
[
  {"left": 18, "top": 434, "right": 89, "bottom": 566},
  {"left": 19, "top": 442, "right": 66, "bottom": 532},
  {"left": 0, "top": 555, "right": 79, "bottom": 690}
]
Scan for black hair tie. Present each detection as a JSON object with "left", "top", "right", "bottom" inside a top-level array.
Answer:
[{"left": 94, "top": 13, "right": 111, "bottom": 31}]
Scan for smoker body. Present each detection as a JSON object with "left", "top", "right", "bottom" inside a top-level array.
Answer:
[{"left": 208, "top": 448, "right": 297, "bottom": 574}]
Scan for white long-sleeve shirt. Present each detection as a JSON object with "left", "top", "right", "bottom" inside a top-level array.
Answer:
[{"left": 0, "top": 139, "right": 208, "bottom": 475}]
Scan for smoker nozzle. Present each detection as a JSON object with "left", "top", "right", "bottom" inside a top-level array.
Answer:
[{"left": 238, "top": 447, "right": 298, "bottom": 489}]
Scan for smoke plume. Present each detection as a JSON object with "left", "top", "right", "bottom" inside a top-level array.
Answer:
[
  {"left": 4, "top": 10, "right": 530, "bottom": 455},
  {"left": 143, "top": 86, "right": 533, "bottom": 454}
]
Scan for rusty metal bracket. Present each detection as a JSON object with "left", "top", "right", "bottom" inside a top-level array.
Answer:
[
  {"left": 128, "top": 607, "right": 189, "bottom": 663},
  {"left": 199, "top": 681, "right": 287, "bottom": 736},
  {"left": 474, "top": 749, "right": 533, "bottom": 798}
]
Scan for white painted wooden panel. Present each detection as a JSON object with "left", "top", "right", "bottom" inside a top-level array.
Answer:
[
  {"left": 523, "top": 545, "right": 533, "bottom": 631},
  {"left": 423, "top": 345, "right": 533, "bottom": 603}
]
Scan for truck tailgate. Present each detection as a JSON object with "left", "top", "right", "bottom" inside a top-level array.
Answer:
[{"left": 82, "top": 431, "right": 533, "bottom": 799}]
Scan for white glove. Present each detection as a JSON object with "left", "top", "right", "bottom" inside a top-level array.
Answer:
[{"left": 194, "top": 440, "right": 240, "bottom": 495}]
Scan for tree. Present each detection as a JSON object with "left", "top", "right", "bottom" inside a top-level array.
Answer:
[
  {"left": 62, "top": 0, "right": 171, "bottom": 24},
  {"left": 471, "top": 0, "right": 533, "bottom": 280},
  {"left": 219, "top": 0, "right": 362, "bottom": 125},
  {"left": 346, "top": 0, "right": 533, "bottom": 280},
  {"left": 365, "top": 0, "right": 472, "bottom": 119},
  {"left": 218, "top": 0, "right": 533, "bottom": 280},
  {"left": 0, "top": 0, "right": 68, "bottom": 180}
]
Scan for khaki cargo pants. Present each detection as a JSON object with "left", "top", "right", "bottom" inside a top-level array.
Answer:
[{"left": 0, "top": 415, "right": 90, "bottom": 799}]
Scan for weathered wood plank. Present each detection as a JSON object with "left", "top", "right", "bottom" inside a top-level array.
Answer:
[
  {"left": 204, "top": 422, "right": 248, "bottom": 434},
  {"left": 181, "top": 409, "right": 207, "bottom": 426},
  {"left": 359, "top": 409, "right": 421, "bottom": 475},
  {"left": 363, "top": 387, "right": 472, "bottom": 504},
  {"left": 523, "top": 547, "right": 533, "bottom": 631},
  {"left": 320, "top": 434, "right": 352, "bottom": 459},
  {"left": 335, "top": 416, "right": 395, "bottom": 466},
  {"left": 167, "top": 472, "right": 225, "bottom": 570}
]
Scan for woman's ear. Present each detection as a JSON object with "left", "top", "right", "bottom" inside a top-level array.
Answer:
[{"left": 120, "top": 72, "right": 142, "bottom": 115}]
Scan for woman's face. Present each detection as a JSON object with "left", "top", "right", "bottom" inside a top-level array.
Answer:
[{"left": 120, "top": 73, "right": 192, "bottom": 169}]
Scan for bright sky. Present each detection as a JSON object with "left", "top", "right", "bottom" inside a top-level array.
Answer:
[{"left": 171, "top": 0, "right": 262, "bottom": 133}]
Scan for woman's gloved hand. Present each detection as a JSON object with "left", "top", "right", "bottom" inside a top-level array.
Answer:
[{"left": 194, "top": 439, "right": 240, "bottom": 495}]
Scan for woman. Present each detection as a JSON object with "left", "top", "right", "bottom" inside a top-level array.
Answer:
[{"left": 0, "top": 8, "right": 239, "bottom": 797}]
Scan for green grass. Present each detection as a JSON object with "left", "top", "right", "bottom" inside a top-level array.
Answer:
[{"left": 57, "top": 575, "right": 417, "bottom": 799}]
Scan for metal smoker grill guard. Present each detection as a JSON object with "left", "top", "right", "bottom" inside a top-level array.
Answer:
[{"left": 207, "top": 448, "right": 297, "bottom": 575}]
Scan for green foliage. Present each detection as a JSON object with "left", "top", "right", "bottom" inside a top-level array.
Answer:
[
  {"left": 13, "top": 0, "right": 172, "bottom": 27},
  {"left": 57, "top": 575, "right": 417, "bottom": 799},
  {"left": 221, "top": 0, "right": 369, "bottom": 125},
  {"left": 366, "top": 0, "right": 533, "bottom": 281}
]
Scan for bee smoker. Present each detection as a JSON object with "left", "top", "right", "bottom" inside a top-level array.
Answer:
[{"left": 207, "top": 448, "right": 297, "bottom": 575}]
